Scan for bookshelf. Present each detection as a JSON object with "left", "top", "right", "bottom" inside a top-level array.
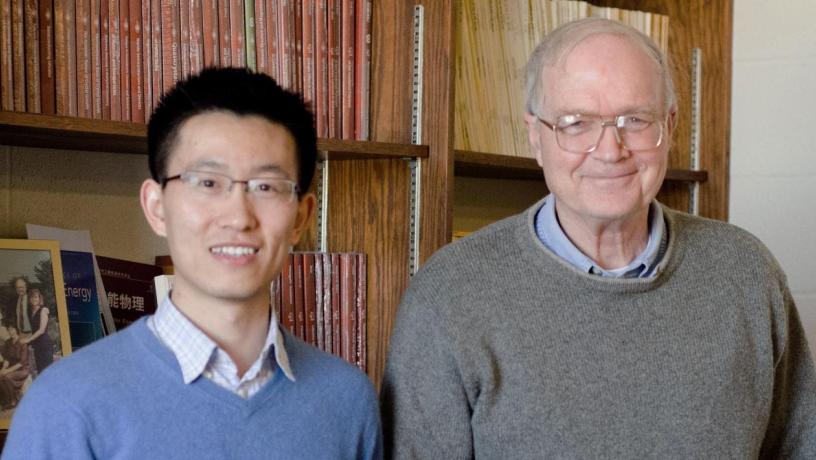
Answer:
[{"left": 0, "top": 0, "right": 733, "bottom": 393}]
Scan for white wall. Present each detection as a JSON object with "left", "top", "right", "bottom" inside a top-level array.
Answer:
[{"left": 731, "top": 1, "right": 816, "bottom": 358}]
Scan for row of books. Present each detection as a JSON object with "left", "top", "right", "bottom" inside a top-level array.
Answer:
[
  {"left": 454, "top": 0, "right": 669, "bottom": 158},
  {"left": 272, "top": 252, "right": 366, "bottom": 371},
  {"left": 0, "top": 0, "right": 371, "bottom": 140}
]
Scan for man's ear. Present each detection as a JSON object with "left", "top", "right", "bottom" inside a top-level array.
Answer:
[
  {"left": 289, "top": 192, "right": 317, "bottom": 245},
  {"left": 524, "top": 112, "right": 546, "bottom": 169},
  {"left": 140, "top": 179, "right": 168, "bottom": 237}
]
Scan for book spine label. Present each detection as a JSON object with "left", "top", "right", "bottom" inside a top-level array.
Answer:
[
  {"left": 108, "top": 0, "right": 120, "bottom": 120},
  {"left": 129, "top": 0, "right": 143, "bottom": 122},
  {"left": 39, "top": 0, "right": 56, "bottom": 114},
  {"left": 24, "top": 0, "right": 41, "bottom": 113}
]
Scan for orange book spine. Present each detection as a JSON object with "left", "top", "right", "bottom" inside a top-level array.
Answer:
[
  {"left": 201, "top": 0, "right": 219, "bottom": 68},
  {"left": 76, "top": 0, "right": 92, "bottom": 118},
  {"left": 128, "top": 0, "right": 143, "bottom": 122},
  {"left": 161, "top": 0, "right": 180, "bottom": 93},
  {"left": 0, "top": 0, "right": 12, "bottom": 111},
  {"left": 108, "top": 0, "right": 120, "bottom": 120},
  {"left": 54, "top": 0, "right": 78, "bottom": 116},
  {"left": 24, "top": 0, "right": 41, "bottom": 113},
  {"left": 39, "top": 0, "right": 56, "bottom": 114},
  {"left": 10, "top": 0, "right": 24, "bottom": 111}
]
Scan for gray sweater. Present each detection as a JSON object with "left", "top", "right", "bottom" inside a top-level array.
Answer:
[{"left": 381, "top": 201, "right": 816, "bottom": 459}]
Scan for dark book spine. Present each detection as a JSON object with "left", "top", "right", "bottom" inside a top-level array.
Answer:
[
  {"left": 339, "top": 0, "right": 354, "bottom": 139},
  {"left": 189, "top": 0, "right": 203, "bottom": 74},
  {"left": 160, "top": 0, "right": 180, "bottom": 93},
  {"left": 313, "top": 0, "right": 327, "bottom": 137},
  {"left": 281, "top": 254, "right": 296, "bottom": 333},
  {"left": 149, "top": 0, "right": 161, "bottom": 110},
  {"left": 303, "top": 253, "right": 317, "bottom": 346},
  {"left": 178, "top": 0, "right": 189, "bottom": 78},
  {"left": 339, "top": 252, "right": 356, "bottom": 364},
  {"left": 314, "top": 253, "right": 324, "bottom": 351},
  {"left": 355, "top": 252, "right": 366, "bottom": 371},
  {"left": 107, "top": 0, "right": 120, "bottom": 119},
  {"left": 91, "top": 0, "right": 103, "bottom": 118},
  {"left": 293, "top": 253, "right": 305, "bottom": 339},
  {"left": 301, "top": 0, "right": 314, "bottom": 106},
  {"left": 119, "top": 0, "right": 130, "bottom": 121},
  {"left": 39, "top": 0, "right": 56, "bottom": 114},
  {"left": 353, "top": 0, "right": 369, "bottom": 140},
  {"left": 331, "top": 252, "right": 340, "bottom": 356},
  {"left": 292, "top": 0, "right": 301, "bottom": 92},
  {"left": 76, "top": 0, "right": 92, "bottom": 118},
  {"left": 326, "top": 0, "right": 339, "bottom": 138},
  {"left": 24, "top": 0, "right": 41, "bottom": 112},
  {"left": 10, "top": 0, "right": 24, "bottom": 111},
  {"left": 140, "top": 0, "right": 150, "bottom": 118},
  {"left": 0, "top": 0, "right": 12, "bottom": 111},
  {"left": 322, "top": 252, "right": 333, "bottom": 354}
]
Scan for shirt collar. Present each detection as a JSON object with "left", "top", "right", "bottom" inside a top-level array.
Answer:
[
  {"left": 534, "top": 194, "right": 666, "bottom": 278},
  {"left": 148, "top": 296, "right": 295, "bottom": 384}
]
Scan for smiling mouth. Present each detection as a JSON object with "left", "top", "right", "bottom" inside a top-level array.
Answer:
[{"left": 210, "top": 246, "right": 259, "bottom": 256}]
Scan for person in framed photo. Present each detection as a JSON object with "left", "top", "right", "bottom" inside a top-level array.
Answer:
[
  {"left": 10, "top": 278, "right": 32, "bottom": 335},
  {"left": 3, "top": 68, "right": 382, "bottom": 460},
  {"left": 19, "top": 289, "right": 53, "bottom": 375}
]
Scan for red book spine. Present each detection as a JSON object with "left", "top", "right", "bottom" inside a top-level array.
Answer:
[
  {"left": 76, "top": 0, "right": 92, "bottom": 118},
  {"left": 303, "top": 253, "right": 316, "bottom": 346},
  {"left": 39, "top": 0, "right": 56, "bottom": 114},
  {"left": 189, "top": 0, "right": 203, "bottom": 74},
  {"left": 313, "top": 0, "right": 327, "bottom": 137},
  {"left": 314, "top": 253, "right": 324, "bottom": 351},
  {"left": 339, "top": 253, "right": 356, "bottom": 364},
  {"left": 355, "top": 253, "right": 366, "bottom": 371},
  {"left": 339, "top": 0, "right": 354, "bottom": 139},
  {"left": 107, "top": 0, "right": 120, "bottom": 119},
  {"left": 353, "top": 0, "right": 369, "bottom": 140},
  {"left": 178, "top": 0, "right": 190, "bottom": 78},
  {"left": 161, "top": 0, "right": 180, "bottom": 93},
  {"left": 140, "top": 0, "right": 150, "bottom": 118},
  {"left": 128, "top": 0, "right": 143, "bottom": 122},
  {"left": 201, "top": 0, "right": 219, "bottom": 68},
  {"left": 0, "top": 0, "right": 12, "bottom": 111},
  {"left": 254, "top": 0, "right": 266, "bottom": 74},
  {"left": 293, "top": 253, "right": 305, "bottom": 339},
  {"left": 217, "top": 0, "right": 230, "bottom": 66},
  {"left": 301, "top": 0, "right": 314, "bottom": 106},
  {"left": 278, "top": 0, "right": 292, "bottom": 89},
  {"left": 100, "top": 0, "right": 109, "bottom": 118},
  {"left": 10, "top": 0, "right": 24, "bottom": 111},
  {"left": 326, "top": 0, "right": 339, "bottom": 138},
  {"left": 91, "top": 0, "right": 103, "bottom": 118},
  {"left": 229, "top": 0, "right": 245, "bottom": 67},
  {"left": 119, "top": 0, "right": 130, "bottom": 121},
  {"left": 149, "top": 0, "right": 161, "bottom": 110},
  {"left": 265, "top": 0, "right": 279, "bottom": 81},
  {"left": 322, "top": 252, "right": 333, "bottom": 354},
  {"left": 331, "top": 253, "right": 341, "bottom": 357},
  {"left": 24, "top": 0, "right": 41, "bottom": 113},
  {"left": 293, "top": 0, "right": 302, "bottom": 93},
  {"left": 281, "top": 254, "right": 295, "bottom": 333}
]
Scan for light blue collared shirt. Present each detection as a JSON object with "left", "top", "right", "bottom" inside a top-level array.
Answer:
[{"left": 534, "top": 194, "right": 667, "bottom": 278}]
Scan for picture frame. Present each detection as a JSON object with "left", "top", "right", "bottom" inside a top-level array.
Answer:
[{"left": 0, "top": 239, "right": 72, "bottom": 429}]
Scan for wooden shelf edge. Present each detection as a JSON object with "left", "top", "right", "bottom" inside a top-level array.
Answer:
[
  {"left": 454, "top": 149, "right": 708, "bottom": 183},
  {"left": 0, "top": 111, "right": 430, "bottom": 160}
]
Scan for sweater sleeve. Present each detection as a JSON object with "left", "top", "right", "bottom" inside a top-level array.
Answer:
[
  {"left": 2, "top": 372, "right": 96, "bottom": 460},
  {"left": 380, "top": 275, "right": 474, "bottom": 459},
  {"left": 760, "top": 283, "right": 816, "bottom": 459}
]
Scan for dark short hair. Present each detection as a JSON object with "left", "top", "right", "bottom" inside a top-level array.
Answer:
[{"left": 147, "top": 67, "right": 318, "bottom": 195}]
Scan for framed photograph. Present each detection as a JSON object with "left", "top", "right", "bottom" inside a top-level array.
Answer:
[{"left": 0, "top": 239, "right": 72, "bottom": 429}]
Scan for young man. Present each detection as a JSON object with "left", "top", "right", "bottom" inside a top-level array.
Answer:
[
  {"left": 382, "top": 18, "right": 816, "bottom": 458},
  {"left": 4, "top": 68, "right": 382, "bottom": 459}
]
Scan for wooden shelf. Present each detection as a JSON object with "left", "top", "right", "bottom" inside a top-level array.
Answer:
[
  {"left": 454, "top": 149, "right": 708, "bottom": 184},
  {"left": 0, "top": 111, "right": 428, "bottom": 160}
]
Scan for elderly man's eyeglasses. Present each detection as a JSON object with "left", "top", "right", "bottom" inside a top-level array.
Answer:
[
  {"left": 162, "top": 171, "right": 300, "bottom": 204},
  {"left": 536, "top": 113, "right": 665, "bottom": 154}
]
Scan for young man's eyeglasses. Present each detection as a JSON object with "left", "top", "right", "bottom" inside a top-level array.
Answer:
[
  {"left": 535, "top": 113, "right": 665, "bottom": 154},
  {"left": 162, "top": 171, "right": 300, "bottom": 204}
]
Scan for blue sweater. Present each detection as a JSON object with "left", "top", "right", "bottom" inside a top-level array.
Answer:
[{"left": 2, "top": 319, "right": 382, "bottom": 459}]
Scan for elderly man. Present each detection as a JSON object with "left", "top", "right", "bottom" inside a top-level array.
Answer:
[{"left": 381, "top": 18, "right": 816, "bottom": 458}]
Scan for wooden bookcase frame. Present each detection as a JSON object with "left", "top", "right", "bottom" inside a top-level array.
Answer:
[{"left": 0, "top": 0, "right": 732, "bottom": 389}]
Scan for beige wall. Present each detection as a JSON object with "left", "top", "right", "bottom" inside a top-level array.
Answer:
[
  {"left": 0, "top": 145, "right": 167, "bottom": 263},
  {"left": 730, "top": 1, "right": 816, "bottom": 357}
]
